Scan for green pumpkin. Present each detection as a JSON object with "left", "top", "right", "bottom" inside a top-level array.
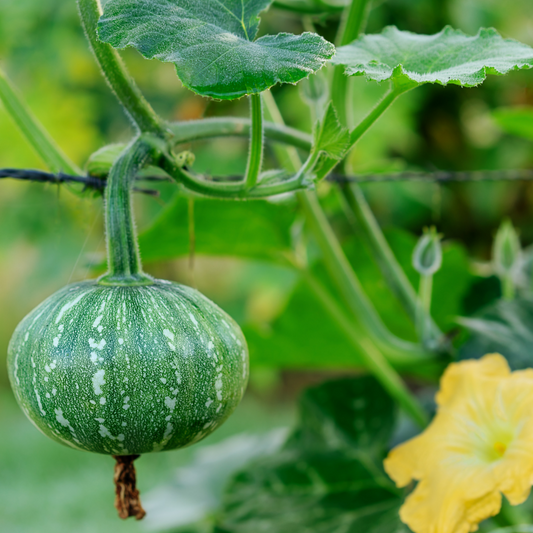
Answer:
[{"left": 7, "top": 279, "right": 248, "bottom": 455}]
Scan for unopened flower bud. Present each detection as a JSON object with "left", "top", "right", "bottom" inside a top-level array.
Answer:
[
  {"left": 412, "top": 227, "right": 443, "bottom": 276},
  {"left": 492, "top": 219, "right": 521, "bottom": 277}
]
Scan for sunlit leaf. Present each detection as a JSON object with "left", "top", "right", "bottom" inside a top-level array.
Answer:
[
  {"left": 332, "top": 26, "right": 533, "bottom": 88},
  {"left": 217, "top": 376, "right": 405, "bottom": 533},
  {"left": 492, "top": 107, "right": 533, "bottom": 141},
  {"left": 98, "top": 0, "right": 335, "bottom": 100}
]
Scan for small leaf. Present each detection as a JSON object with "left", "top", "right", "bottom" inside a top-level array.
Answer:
[
  {"left": 217, "top": 376, "right": 404, "bottom": 533},
  {"left": 492, "top": 107, "right": 533, "bottom": 141},
  {"left": 98, "top": 0, "right": 335, "bottom": 100},
  {"left": 331, "top": 26, "right": 533, "bottom": 88},
  {"left": 312, "top": 103, "right": 350, "bottom": 161}
]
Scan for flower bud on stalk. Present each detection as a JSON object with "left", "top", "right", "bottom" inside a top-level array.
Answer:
[
  {"left": 492, "top": 219, "right": 521, "bottom": 300},
  {"left": 413, "top": 227, "right": 443, "bottom": 277},
  {"left": 412, "top": 227, "right": 443, "bottom": 347}
]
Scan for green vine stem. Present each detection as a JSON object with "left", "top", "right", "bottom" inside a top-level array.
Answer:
[
  {"left": 298, "top": 190, "right": 428, "bottom": 358},
  {"left": 168, "top": 117, "right": 311, "bottom": 151},
  {"left": 262, "top": 91, "right": 428, "bottom": 360},
  {"left": 0, "top": 67, "right": 81, "bottom": 175},
  {"left": 99, "top": 136, "right": 156, "bottom": 286},
  {"left": 332, "top": 0, "right": 372, "bottom": 125},
  {"left": 77, "top": 0, "right": 165, "bottom": 136},
  {"left": 340, "top": 183, "right": 444, "bottom": 346},
  {"left": 302, "top": 269, "right": 428, "bottom": 427},
  {"left": 244, "top": 93, "right": 264, "bottom": 191}
]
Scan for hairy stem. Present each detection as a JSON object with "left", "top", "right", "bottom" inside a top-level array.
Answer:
[
  {"left": 0, "top": 67, "right": 81, "bottom": 175},
  {"left": 244, "top": 94, "right": 264, "bottom": 190},
  {"left": 168, "top": 117, "right": 311, "bottom": 151},
  {"left": 99, "top": 137, "right": 155, "bottom": 286},
  {"left": 77, "top": 0, "right": 164, "bottom": 135}
]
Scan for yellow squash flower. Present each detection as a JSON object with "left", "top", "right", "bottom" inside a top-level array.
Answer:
[{"left": 384, "top": 354, "right": 533, "bottom": 533}]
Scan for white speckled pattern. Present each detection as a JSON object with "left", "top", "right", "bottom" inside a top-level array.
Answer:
[{"left": 7, "top": 279, "right": 249, "bottom": 455}]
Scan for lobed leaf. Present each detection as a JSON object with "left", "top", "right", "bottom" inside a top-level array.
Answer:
[
  {"left": 312, "top": 103, "right": 350, "bottom": 161},
  {"left": 98, "top": 0, "right": 335, "bottom": 100},
  {"left": 331, "top": 26, "right": 533, "bottom": 88}
]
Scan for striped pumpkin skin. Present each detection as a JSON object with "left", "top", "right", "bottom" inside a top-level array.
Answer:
[{"left": 7, "top": 279, "right": 249, "bottom": 455}]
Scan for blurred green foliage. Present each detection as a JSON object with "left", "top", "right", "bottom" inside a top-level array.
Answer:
[{"left": 1, "top": 0, "right": 533, "bottom": 530}]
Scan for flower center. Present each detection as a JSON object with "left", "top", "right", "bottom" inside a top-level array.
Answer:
[{"left": 493, "top": 441, "right": 507, "bottom": 457}]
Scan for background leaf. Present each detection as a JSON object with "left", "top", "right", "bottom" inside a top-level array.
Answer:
[
  {"left": 459, "top": 297, "right": 533, "bottom": 370},
  {"left": 331, "top": 26, "right": 533, "bottom": 87},
  {"left": 143, "top": 430, "right": 287, "bottom": 532},
  {"left": 492, "top": 107, "right": 533, "bottom": 141},
  {"left": 216, "top": 376, "right": 405, "bottom": 533},
  {"left": 98, "top": 0, "right": 335, "bottom": 99},
  {"left": 138, "top": 193, "right": 297, "bottom": 263}
]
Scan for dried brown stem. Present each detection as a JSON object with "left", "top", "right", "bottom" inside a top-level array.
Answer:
[{"left": 113, "top": 454, "right": 146, "bottom": 520}]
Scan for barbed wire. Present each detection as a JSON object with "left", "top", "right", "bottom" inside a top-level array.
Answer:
[
  {"left": 2, "top": 167, "right": 533, "bottom": 194},
  {"left": 328, "top": 169, "right": 533, "bottom": 184},
  {"left": 0, "top": 168, "right": 160, "bottom": 196}
]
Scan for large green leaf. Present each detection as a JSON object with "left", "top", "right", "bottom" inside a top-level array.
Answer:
[
  {"left": 458, "top": 297, "right": 533, "bottom": 370},
  {"left": 139, "top": 193, "right": 297, "bottom": 263},
  {"left": 98, "top": 0, "right": 335, "bottom": 100},
  {"left": 492, "top": 107, "right": 533, "bottom": 141},
  {"left": 216, "top": 376, "right": 405, "bottom": 533},
  {"left": 331, "top": 26, "right": 533, "bottom": 88}
]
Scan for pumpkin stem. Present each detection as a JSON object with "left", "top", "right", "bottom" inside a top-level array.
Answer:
[
  {"left": 113, "top": 454, "right": 146, "bottom": 520},
  {"left": 99, "top": 137, "right": 155, "bottom": 286}
]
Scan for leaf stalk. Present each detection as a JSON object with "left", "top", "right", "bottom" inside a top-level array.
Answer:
[
  {"left": 243, "top": 94, "right": 264, "bottom": 191},
  {"left": 77, "top": 0, "right": 165, "bottom": 136}
]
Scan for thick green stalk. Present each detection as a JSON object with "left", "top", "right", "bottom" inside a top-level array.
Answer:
[
  {"left": 332, "top": 0, "right": 372, "bottom": 125},
  {"left": 302, "top": 269, "right": 427, "bottom": 427},
  {"left": 77, "top": 0, "right": 164, "bottom": 135},
  {"left": 99, "top": 137, "right": 155, "bottom": 286},
  {"left": 168, "top": 117, "right": 312, "bottom": 152},
  {"left": 244, "top": 94, "right": 264, "bottom": 190},
  {"left": 0, "top": 67, "right": 81, "bottom": 175},
  {"left": 341, "top": 183, "right": 444, "bottom": 344}
]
